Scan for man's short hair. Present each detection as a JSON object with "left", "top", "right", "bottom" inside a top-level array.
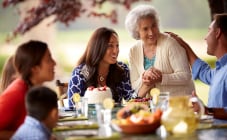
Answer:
[
  {"left": 214, "top": 13, "right": 227, "bottom": 39},
  {"left": 26, "top": 86, "right": 58, "bottom": 120}
]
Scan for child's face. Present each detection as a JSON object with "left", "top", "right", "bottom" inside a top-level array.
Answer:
[{"left": 45, "top": 108, "right": 59, "bottom": 130}]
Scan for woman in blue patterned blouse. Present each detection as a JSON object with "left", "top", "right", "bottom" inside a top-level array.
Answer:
[{"left": 67, "top": 27, "right": 136, "bottom": 107}]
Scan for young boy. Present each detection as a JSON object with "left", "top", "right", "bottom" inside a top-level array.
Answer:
[{"left": 11, "top": 86, "right": 58, "bottom": 140}]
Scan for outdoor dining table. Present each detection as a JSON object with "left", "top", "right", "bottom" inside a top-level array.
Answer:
[{"left": 54, "top": 105, "right": 227, "bottom": 140}]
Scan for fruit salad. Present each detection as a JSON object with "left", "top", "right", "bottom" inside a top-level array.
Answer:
[{"left": 114, "top": 104, "right": 162, "bottom": 125}]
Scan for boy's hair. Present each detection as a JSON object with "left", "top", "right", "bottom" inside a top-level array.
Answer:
[{"left": 25, "top": 86, "right": 58, "bottom": 120}]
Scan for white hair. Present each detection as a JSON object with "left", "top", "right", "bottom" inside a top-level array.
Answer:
[{"left": 125, "top": 5, "right": 160, "bottom": 40}]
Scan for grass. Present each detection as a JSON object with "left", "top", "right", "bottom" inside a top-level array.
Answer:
[
  {"left": 162, "top": 28, "right": 208, "bottom": 40},
  {"left": 194, "top": 80, "right": 209, "bottom": 105},
  {"left": 55, "top": 28, "right": 208, "bottom": 44},
  {"left": 0, "top": 28, "right": 208, "bottom": 46}
]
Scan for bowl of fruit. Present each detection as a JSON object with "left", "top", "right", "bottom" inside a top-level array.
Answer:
[{"left": 112, "top": 104, "right": 162, "bottom": 134}]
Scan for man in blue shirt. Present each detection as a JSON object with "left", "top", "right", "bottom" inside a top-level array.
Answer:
[
  {"left": 11, "top": 86, "right": 58, "bottom": 140},
  {"left": 169, "top": 14, "right": 227, "bottom": 120}
]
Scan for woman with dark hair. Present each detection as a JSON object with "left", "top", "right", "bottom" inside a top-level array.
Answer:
[
  {"left": 0, "top": 55, "right": 17, "bottom": 93},
  {"left": 0, "top": 40, "right": 56, "bottom": 139},
  {"left": 67, "top": 27, "right": 136, "bottom": 107}
]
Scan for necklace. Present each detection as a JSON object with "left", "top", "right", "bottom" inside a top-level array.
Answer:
[{"left": 99, "top": 75, "right": 105, "bottom": 82}]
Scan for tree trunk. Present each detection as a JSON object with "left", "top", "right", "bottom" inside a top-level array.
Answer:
[{"left": 208, "top": 0, "right": 227, "bottom": 21}]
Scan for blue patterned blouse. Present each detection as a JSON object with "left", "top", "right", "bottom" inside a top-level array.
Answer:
[{"left": 67, "top": 62, "right": 136, "bottom": 107}]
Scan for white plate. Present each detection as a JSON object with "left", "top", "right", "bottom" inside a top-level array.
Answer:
[{"left": 200, "top": 115, "right": 213, "bottom": 123}]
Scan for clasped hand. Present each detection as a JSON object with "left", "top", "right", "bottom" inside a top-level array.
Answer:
[{"left": 142, "top": 67, "right": 162, "bottom": 86}]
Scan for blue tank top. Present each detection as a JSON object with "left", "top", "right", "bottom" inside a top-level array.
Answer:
[{"left": 144, "top": 56, "right": 156, "bottom": 70}]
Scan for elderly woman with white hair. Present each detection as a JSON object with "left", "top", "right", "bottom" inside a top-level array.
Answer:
[{"left": 125, "top": 5, "right": 195, "bottom": 97}]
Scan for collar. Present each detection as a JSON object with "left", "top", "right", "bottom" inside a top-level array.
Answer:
[
  {"left": 216, "top": 54, "right": 227, "bottom": 69},
  {"left": 80, "top": 64, "right": 89, "bottom": 80},
  {"left": 25, "top": 116, "right": 52, "bottom": 138}
]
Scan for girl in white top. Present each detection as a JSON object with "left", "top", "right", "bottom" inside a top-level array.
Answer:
[{"left": 125, "top": 5, "right": 195, "bottom": 97}]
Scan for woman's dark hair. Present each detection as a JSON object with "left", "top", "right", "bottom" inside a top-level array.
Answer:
[
  {"left": 0, "top": 55, "right": 17, "bottom": 92},
  {"left": 26, "top": 86, "right": 58, "bottom": 120},
  {"left": 77, "top": 27, "right": 125, "bottom": 101},
  {"left": 14, "top": 40, "right": 48, "bottom": 87}
]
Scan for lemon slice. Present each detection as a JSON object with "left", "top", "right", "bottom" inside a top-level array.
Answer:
[
  {"left": 150, "top": 88, "right": 160, "bottom": 96},
  {"left": 72, "top": 93, "right": 80, "bottom": 103},
  {"left": 103, "top": 98, "right": 114, "bottom": 109},
  {"left": 153, "top": 95, "right": 159, "bottom": 105},
  {"left": 150, "top": 88, "right": 160, "bottom": 105}
]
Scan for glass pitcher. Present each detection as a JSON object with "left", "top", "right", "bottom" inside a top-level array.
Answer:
[{"left": 161, "top": 96, "right": 204, "bottom": 135}]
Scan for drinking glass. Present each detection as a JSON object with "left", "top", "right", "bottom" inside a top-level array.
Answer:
[
  {"left": 189, "top": 96, "right": 205, "bottom": 119},
  {"left": 74, "top": 101, "right": 82, "bottom": 117},
  {"left": 81, "top": 97, "right": 88, "bottom": 118},
  {"left": 150, "top": 92, "right": 170, "bottom": 112},
  {"left": 95, "top": 104, "right": 112, "bottom": 126},
  {"left": 98, "top": 124, "right": 112, "bottom": 137},
  {"left": 74, "top": 97, "right": 88, "bottom": 117}
]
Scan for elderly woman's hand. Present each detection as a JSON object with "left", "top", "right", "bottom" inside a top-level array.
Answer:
[{"left": 142, "top": 67, "right": 162, "bottom": 86}]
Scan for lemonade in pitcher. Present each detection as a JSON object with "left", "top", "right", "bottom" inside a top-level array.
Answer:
[{"left": 161, "top": 96, "right": 203, "bottom": 135}]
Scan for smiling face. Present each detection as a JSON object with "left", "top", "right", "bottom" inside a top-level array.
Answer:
[
  {"left": 100, "top": 33, "right": 119, "bottom": 65},
  {"left": 137, "top": 16, "right": 160, "bottom": 46},
  {"left": 31, "top": 49, "right": 56, "bottom": 85}
]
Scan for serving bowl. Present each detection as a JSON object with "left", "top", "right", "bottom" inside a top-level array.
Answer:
[{"left": 112, "top": 119, "right": 161, "bottom": 134}]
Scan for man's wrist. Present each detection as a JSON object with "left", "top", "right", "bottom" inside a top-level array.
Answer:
[{"left": 205, "top": 107, "right": 214, "bottom": 115}]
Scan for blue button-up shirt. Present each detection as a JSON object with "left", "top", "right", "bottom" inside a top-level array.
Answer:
[
  {"left": 192, "top": 54, "right": 227, "bottom": 108},
  {"left": 11, "top": 116, "right": 51, "bottom": 140}
]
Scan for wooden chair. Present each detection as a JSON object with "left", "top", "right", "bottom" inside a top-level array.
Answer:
[{"left": 56, "top": 79, "right": 68, "bottom": 107}]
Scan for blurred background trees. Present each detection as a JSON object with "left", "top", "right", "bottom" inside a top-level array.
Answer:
[
  {"left": 1, "top": 0, "right": 151, "bottom": 40},
  {"left": 0, "top": 0, "right": 218, "bottom": 36},
  {"left": 1, "top": 0, "right": 227, "bottom": 38}
]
